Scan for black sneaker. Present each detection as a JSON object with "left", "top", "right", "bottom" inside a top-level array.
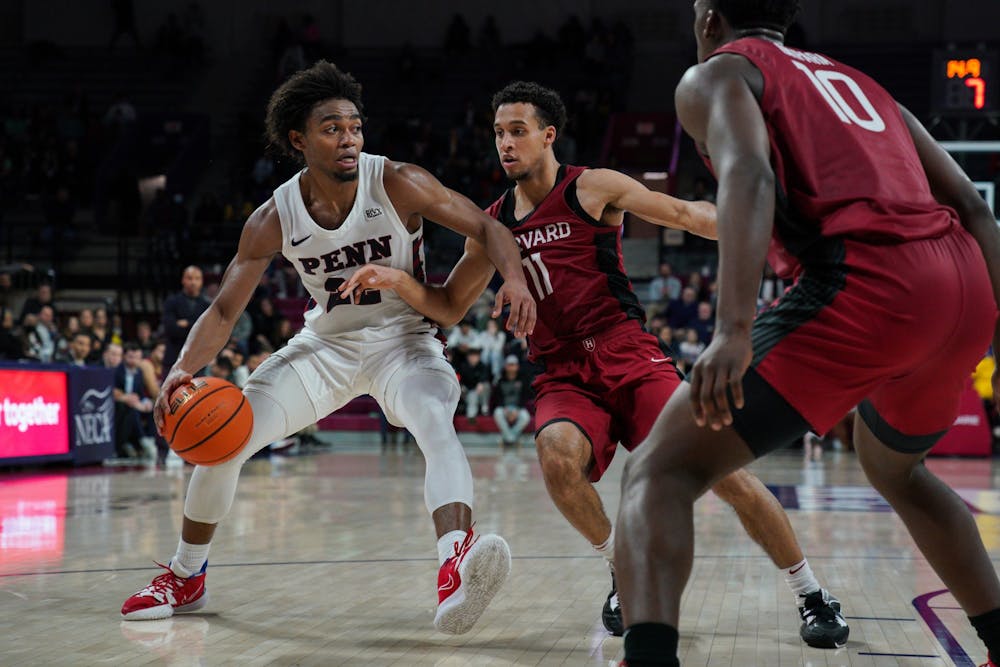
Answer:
[
  {"left": 602, "top": 570, "right": 623, "bottom": 636},
  {"left": 798, "top": 589, "right": 849, "bottom": 648}
]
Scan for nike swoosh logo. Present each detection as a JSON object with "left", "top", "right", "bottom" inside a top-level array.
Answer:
[
  {"left": 789, "top": 563, "right": 806, "bottom": 575},
  {"left": 438, "top": 573, "right": 456, "bottom": 592},
  {"left": 290, "top": 235, "right": 312, "bottom": 247},
  {"left": 650, "top": 357, "right": 671, "bottom": 363}
]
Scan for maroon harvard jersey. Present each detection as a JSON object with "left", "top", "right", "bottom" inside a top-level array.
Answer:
[
  {"left": 707, "top": 38, "right": 960, "bottom": 277},
  {"left": 485, "top": 165, "right": 644, "bottom": 360}
]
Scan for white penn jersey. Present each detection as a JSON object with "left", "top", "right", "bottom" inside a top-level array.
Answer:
[{"left": 272, "top": 152, "right": 435, "bottom": 340}]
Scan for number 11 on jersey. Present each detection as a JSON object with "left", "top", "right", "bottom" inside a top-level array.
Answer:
[{"left": 522, "top": 252, "right": 554, "bottom": 300}]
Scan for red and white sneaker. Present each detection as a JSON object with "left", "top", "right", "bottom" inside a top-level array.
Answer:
[
  {"left": 433, "top": 527, "right": 511, "bottom": 634},
  {"left": 980, "top": 658, "right": 998, "bottom": 667},
  {"left": 121, "top": 561, "right": 208, "bottom": 621}
]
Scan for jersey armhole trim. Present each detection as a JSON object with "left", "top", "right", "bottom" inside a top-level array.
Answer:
[
  {"left": 564, "top": 175, "right": 604, "bottom": 227},
  {"left": 273, "top": 176, "right": 300, "bottom": 249},
  {"left": 369, "top": 154, "right": 415, "bottom": 240}
]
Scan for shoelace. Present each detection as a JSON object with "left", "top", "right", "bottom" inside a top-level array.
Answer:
[
  {"left": 801, "top": 594, "right": 841, "bottom": 626},
  {"left": 451, "top": 525, "right": 480, "bottom": 569},
  {"left": 134, "top": 562, "right": 187, "bottom": 602}
]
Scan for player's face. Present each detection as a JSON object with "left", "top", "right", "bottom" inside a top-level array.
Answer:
[
  {"left": 494, "top": 103, "right": 554, "bottom": 181},
  {"left": 294, "top": 99, "right": 364, "bottom": 182}
]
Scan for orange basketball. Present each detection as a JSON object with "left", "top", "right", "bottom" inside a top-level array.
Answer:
[{"left": 164, "top": 377, "right": 253, "bottom": 466}]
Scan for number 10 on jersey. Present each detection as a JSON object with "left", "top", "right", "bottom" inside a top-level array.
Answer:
[{"left": 522, "top": 252, "right": 553, "bottom": 300}]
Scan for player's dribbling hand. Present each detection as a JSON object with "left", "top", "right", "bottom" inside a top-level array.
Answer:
[
  {"left": 339, "top": 264, "right": 403, "bottom": 304},
  {"left": 154, "top": 368, "right": 194, "bottom": 435},
  {"left": 493, "top": 281, "right": 536, "bottom": 338},
  {"left": 688, "top": 332, "right": 752, "bottom": 431}
]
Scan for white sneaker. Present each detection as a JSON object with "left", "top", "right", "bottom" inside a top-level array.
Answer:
[{"left": 434, "top": 527, "right": 511, "bottom": 634}]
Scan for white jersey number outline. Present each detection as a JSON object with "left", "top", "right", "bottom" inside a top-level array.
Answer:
[
  {"left": 521, "top": 252, "right": 554, "bottom": 301},
  {"left": 792, "top": 61, "right": 886, "bottom": 133}
]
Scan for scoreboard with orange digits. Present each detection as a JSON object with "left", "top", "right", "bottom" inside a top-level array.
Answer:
[{"left": 931, "top": 50, "right": 997, "bottom": 114}]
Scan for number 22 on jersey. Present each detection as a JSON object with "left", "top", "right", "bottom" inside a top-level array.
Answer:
[{"left": 324, "top": 276, "right": 382, "bottom": 311}]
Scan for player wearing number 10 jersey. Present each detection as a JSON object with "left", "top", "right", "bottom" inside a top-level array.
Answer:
[
  {"left": 617, "top": 1, "right": 1000, "bottom": 665},
  {"left": 343, "top": 81, "right": 849, "bottom": 647}
]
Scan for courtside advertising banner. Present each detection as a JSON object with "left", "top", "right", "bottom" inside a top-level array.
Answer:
[
  {"left": 0, "top": 368, "right": 70, "bottom": 461},
  {"left": 68, "top": 366, "right": 115, "bottom": 465}
]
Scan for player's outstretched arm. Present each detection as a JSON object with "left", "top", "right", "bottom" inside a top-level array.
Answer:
[
  {"left": 901, "top": 104, "right": 1000, "bottom": 404},
  {"left": 383, "top": 161, "right": 535, "bottom": 336},
  {"left": 341, "top": 238, "right": 496, "bottom": 328},
  {"left": 675, "top": 55, "right": 774, "bottom": 429},
  {"left": 152, "top": 200, "right": 281, "bottom": 432},
  {"left": 578, "top": 168, "right": 718, "bottom": 239}
]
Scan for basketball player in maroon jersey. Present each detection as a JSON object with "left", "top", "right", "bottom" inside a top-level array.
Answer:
[
  {"left": 341, "top": 81, "right": 848, "bottom": 647},
  {"left": 614, "top": 2, "right": 1000, "bottom": 666}
]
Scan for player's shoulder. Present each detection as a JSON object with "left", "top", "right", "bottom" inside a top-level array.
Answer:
[
  {"left": 239, "top": 197, "right": 282, "bottom": 252},
  {"left": 383, "top": 158, "right": 433, "bottom": 184},
  {"left": 678, "top": 53, "right": 756, "bottom": 98},
  {"left": 245, "top": 197, "right": 279, "bottom": 230},
  {"left": 382, "top": 159, "right": 442, "bottom": 200},
  {"left": 576, "top": 167, "right": 626, "bottom": 190}
]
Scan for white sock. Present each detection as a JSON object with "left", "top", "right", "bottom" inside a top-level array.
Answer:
[
  {"left": 593, "top": 526, "right": 615, "bottom": 567},
  {"left": 171, "top": 539, "right": 211, "bottom": 578},
  {"left": 783, "top": 558, "right": 820, "bottom": 600},
  {"left": 437, "top": 530, "right": 467, "bottom": 565}
]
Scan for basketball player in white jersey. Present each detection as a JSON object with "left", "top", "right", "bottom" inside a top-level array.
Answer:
[{"left": 120, "top": 61, "right": 537, "bottom": 635}]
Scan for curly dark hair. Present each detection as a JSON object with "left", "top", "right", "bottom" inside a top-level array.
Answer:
[
  {"left": 713, "top": 0, "right": 801, "bottom": 32},
  {"left": 491, "top": 81, "right": 567, "bottom": 134},
  {"left": 265, "top": 60, "right": 364, "bottom": 162}
]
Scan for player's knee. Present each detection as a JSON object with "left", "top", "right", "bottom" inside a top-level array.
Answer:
[
  {"left": 535, "top": 430, "right": 589, "bottom": 488},
  {"left": 395, "top": 376, "right": 458, "bottom": 419},
  {"left": 398, "top": 396, "right": 459, "bottom": 445},
  {"left": 857, "top": 448, "right": 919, "bottom": 497}
]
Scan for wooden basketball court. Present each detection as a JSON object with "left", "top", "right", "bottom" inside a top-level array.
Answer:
[{"left": 0, "top": 443, "right": 995, "bottom": 666}]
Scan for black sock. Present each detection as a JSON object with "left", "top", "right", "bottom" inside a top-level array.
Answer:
[
  {"left": 623, "top": 623, "right": 680, "bottom": 667},
  {"left": 970, "top": 608, "right": 1000, "bottom": 662}
]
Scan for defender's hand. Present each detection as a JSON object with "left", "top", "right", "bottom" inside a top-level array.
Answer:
[
  {"left": 339, "top": 264, "right": 404, "bottom": 304},
  {"left": 688, "top": 332, "right": 752, "bottom": 431},
  {"left": 154, "top": 369, "right": 194, "bottom": 435},
  {"left": 493, "top": 281, "right": 536, "bottom": 338}
]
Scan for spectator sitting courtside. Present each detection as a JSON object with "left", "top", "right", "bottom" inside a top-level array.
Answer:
[
  {"left": 456, "top": 347, "right": 491, "bottom": 421},
  {"left": 492, "top": 355, "right": 533, "bottom": 449},
  {"left": 113, "top": 342, "right": 156, "bottom": 461}
]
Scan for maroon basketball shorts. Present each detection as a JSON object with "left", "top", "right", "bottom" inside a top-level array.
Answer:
[
  {"left": 533, "top": 322, "right": 684, "bottom": 482},
  {"left": 732, "top": 229, "right": 997, "bottom": 456}
]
